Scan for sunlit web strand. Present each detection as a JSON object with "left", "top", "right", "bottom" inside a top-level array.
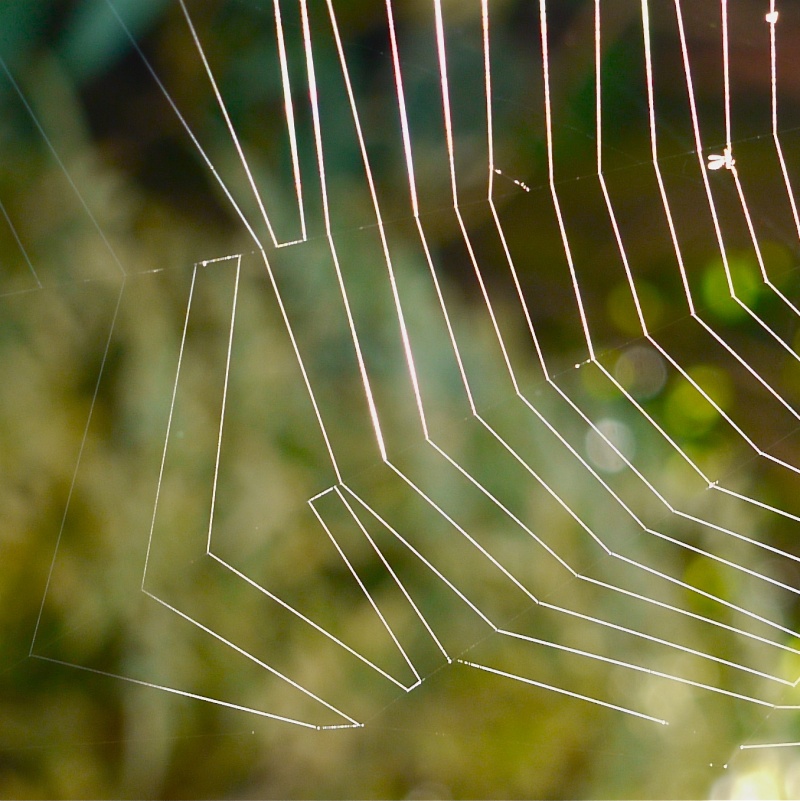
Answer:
[
  {"left": 622, "top": 0, "right": 800, "bottom": 485},
  {"left": 103, "top": 0, "right": 345, "bottom": 484},
  {"left": 301, "top": 0, "right": 388, "bottom": 463},
  {"left": 0, "top": 56, "right": 126, "bottom": 278},
  {"left": 139, "top": 0, "right": 453, "bottom": 703},
  {"left": 231, "top": 0, "right": 800, "bottom": 720},
  {"left": 140, "top": 258, "right": 366, "bottom": 722},
  {"left": 162, "top": 0, "right": 800, "bottom": 712},
  {"left": 389, "top": 0, "right": 800, "bottom": 700},
  {"left": 0, "top": 195, "right": 41, "bottom": 288},
  {"left": 670, "top": 0, "right": 800, "bottom": 418},
  {"left": 412, "top": 0, "right": 800, "bottom": 656},
  {"left": 378, "top": 1, "right": 771, "bottom": 657},
  {"left": 33, "top": 0, "right": 800, "bottom": 730},
  {"left": 489, "top": 0, "right": 783, "bottom": 538},
  {"left": 337, "top": 486, "right": 767, "bottom": 722},
  {"left": 29, "top": 655, "right": 320, "bottom": 729},
  {"left": 727, "top": 1, "right": 800, "bottom": 317},
  {"left": 30, "top": 283, "right": 126, "bottom": 654},
  {"left": 591, "top": 0, "right": 800, "bottom": 534},
  {"left": 767, "top": 0, "right": 800, "bottom": 295},
  {"left": 686, "top": 0, "right": 800, "bottom": 363},
  {"left": 485, "top": 1, "right": 800, "bottom": 600}
]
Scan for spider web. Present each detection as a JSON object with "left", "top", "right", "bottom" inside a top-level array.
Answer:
[{"left": 4, "top": 0, "right": 800, "bottom": 796}]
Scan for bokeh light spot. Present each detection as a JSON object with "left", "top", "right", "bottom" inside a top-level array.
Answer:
[
  {"left": 585, "top": 417, "right": 635, "bottom": 473},
  {"left": 701, "top": 252, "right": 762, "bottom": 321},
  {"left": 664, "top": 364, "right": 733, "bottom": 438},
  {"left": 614, "top": 344, "right": 667, "bottom": 399},
  {"left": 607, "top": 280, "right": 665, "bottom": 336}
]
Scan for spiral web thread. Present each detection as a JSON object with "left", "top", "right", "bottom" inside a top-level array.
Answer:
[{"left": 9, "top": 0, "right": 800, "bottom": 754}]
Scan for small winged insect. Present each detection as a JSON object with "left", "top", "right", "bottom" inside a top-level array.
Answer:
[{"left": 707, "top": 146, "right": 735, "bottom": 171}]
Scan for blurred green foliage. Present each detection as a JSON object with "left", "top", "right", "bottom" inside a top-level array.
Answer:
[{"left": 3, "top": 1, "right": 800, "bottom": 799}]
